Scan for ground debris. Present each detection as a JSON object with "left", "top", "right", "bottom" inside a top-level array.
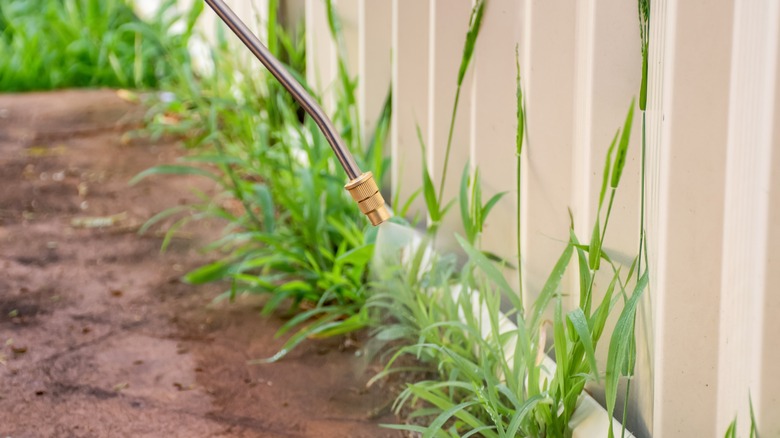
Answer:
[
  {"left": 173, "top": 382, "right": 195, "bottom": 391},
  {"left": 70, "top": 212, "right": 127, "bottom": 229},
  {"left": 24, "top": 145, "right": 69, "bottom": 157}
]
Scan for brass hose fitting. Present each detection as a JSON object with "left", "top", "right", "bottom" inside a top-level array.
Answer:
[{"left": 345, "top": 172, "right": 391, "bottom": 226}]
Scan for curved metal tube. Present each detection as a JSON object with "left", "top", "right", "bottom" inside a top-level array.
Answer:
[{"left": 204, "top": 0, "right": 362, "bottom": 180}]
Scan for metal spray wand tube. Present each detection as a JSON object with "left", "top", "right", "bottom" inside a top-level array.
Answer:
[{"left": 203, "top": 0, "right": 390, "bottom": 225}]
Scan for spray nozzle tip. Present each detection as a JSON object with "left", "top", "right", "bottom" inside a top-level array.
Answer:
[{"left": 345, "top": 172, "right": 391, "bottom": 226}]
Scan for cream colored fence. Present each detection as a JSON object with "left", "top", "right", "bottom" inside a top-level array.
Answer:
[
  {"left": 140, "top": 0, "right": 780, "bottom": 436},
  {"left": 304, "top": 2, "right": 780, "bottom": 436}
]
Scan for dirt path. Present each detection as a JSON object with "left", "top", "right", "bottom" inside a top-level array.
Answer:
[{"left": 0, "top": 90, "right": 398, "bottom": 438}]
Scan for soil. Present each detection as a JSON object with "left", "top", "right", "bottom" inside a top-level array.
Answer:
[{"left": 0, "top": 90, "right": 400, "bottom": 438}]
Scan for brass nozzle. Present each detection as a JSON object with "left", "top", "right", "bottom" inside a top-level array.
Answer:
[{"left": 345, "top": 172, "right": 391, "bottom": 226}]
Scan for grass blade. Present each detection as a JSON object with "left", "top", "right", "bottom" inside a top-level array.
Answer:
[
  {"left": 129, "top": 165, "right": 218, "bottom": 185},
  {"left": 568, "top": 308, "right": 599, "bottom": 382},
  {"left": 610, "top": 99, "right": 636, "bottom": 189},
  {"left": 605, "top": 270, "right": 648, "bottom": 437}
]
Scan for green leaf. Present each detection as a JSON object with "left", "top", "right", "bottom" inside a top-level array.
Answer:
[
  {"left": 336, "top": 244, "right": 374, "bottom": 266},
  {"left": 553, "top": 296, "right": 568, "bottom": 399},
  {"left": 423, "top": 401, "right": 480, "bottom": 438},
  {"left": 375, "top": 324, "right": 413, "bottom": 342},
  {"left": 610, "top": 99, "right": 636, "bottom": 189},
  {"left": 605, "top": 270, "right": 649, "bottom": 436},
  {"left": 138, "top": 205, "right": 190, "bottom": 235},
  {"left": 639, "top": 42, "right": 649, "bottom": 111},
  {"left": 184, "top": 260, "right": 231, "bottom": 284},
  {"left": 255, "top": 312, "right": 345, "bottom": 363},
  {"left": 183, "top": 0, "right": 204, "bottom": 37},
  {"left": 530, "top": 243, "right": 573, "bottom": 332},
  {"left": 129, "top": 165, "right": 218, "bottom": 186},
  {"left": 570, "top": 229, "right": 592, "bottom": 313},
  {"left": 313, "top": 309, "right": 368, "bottom": 337},
  {"left": 592, "top": 270, "right": 620, "bottom": 343},
  {"left": 515, "top": 46, "right": 525, "bottom": 157},
  {"left": 504, "top": 394, "right": 542, "bottom": 438},
  {"left": 253, "top": 183, "right": 275, "bottom": 233},
  {"left": 724, "top": 419, "right": 737, "bottom": 438},
  {"left": 381, "top": 424, "right": 429, "bottom": 434},
  {"left": 408, "top": 385, "right": 498, "bottom": 438},
  {"left": 589, "top": 217, "right": 602, "bottom": 271},
  {"left": 417, "top": 124, "right": 440, "bottom": 221},
  {"left": 599, "top": 130, "right": 619, "bottom": 208},
  {"left": 749, "top": 393, "right": 759, "bottom": 438},
  {"left": 481, "top": 191, "right": 506, "bottom": 222},
  {"left": 568, "top": 308, "right": 599, "bottom": 382},
  {"left": 456, "top": 234, "right": 522, "bottom": 313},
  {"left": 457, "top": 0, "right": 485, "bottom": 85},
  {"left": 459, "top": 163, "right": 474, "bottom": 242}
]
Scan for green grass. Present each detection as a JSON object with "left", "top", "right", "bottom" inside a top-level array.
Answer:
[
  {"left": 0, "top": 0, "right": 199, "bottom": 91},
  {"left": 135, "top": 0, "right": 390, "bottom": 361},
  {"left": 368, "top": 1, "right": 646, "bottom": 435},
  {"left": 131, "top": 1, "right": 656, "bottom": 435},
  {"left": 373, "top": 101, "right": 642, "bottom": 438},
  {"left": 725, "top": 396, "right": 760, "bottom": 438}
]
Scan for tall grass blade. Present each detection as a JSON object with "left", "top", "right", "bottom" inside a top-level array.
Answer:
[
  {"left": 437, "top": 0, "right": 486, "bottom": 201},
  {"left": 605, "top": 270, "right": 648, "bottom": 437}
]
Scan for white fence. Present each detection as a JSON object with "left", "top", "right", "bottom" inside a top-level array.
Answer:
[{"left": 147, "top": 0, "right": 780, "bottom": 436}]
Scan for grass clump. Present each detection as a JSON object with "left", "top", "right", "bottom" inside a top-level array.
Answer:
[
  {"left": 0, "top": 0, "right": 199, "bottom": 91},
  {"left": 372, "top": 101, "right": 642, "bottom": 437},
  {"left": 367, "top": 1, "right": 646, "bottom": 436},
  {"left": 135, "top": 0, "right": 389, "bottom": 361}
]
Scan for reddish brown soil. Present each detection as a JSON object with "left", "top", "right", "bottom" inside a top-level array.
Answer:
[{"left": 0, "top": 90, "right": 399, "bottom": 438}]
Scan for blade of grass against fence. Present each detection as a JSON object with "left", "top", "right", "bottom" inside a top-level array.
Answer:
[
  {"left": 515, "top": 46, "right": 526, "bottom": 304},
  {"left": 437, "top": 0, "right": 486, "bottom": 202},
  {"left": 605, "top": 270, "right": 648, "bottom": 438},
  {"left": 625, "top": 3, "right": 650, "bottom": 432}
]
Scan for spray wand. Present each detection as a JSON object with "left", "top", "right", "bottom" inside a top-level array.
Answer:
[{"left": 203, "top": 0, "right": 390, "bottom": 226}]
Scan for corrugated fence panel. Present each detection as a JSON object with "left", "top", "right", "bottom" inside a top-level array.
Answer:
[
  {"left": 391, "top": 0, "right": 430, "bottom": 219},
  {"left": 358, "top": 0, "right": 392, "bottom": 144},
  {"left": 306, "top": 0, "right": 336, "bottom": 109},
  {"left": 649, "top": 0, "right": 734, "bottom": 436},
  {"left": 336, "top": 0, "right": 360, "bottom": 80},
  {"left": 717, "top": 1, "right": 780, "bottom": 436},
  {"left": 517, "top": 0, "right": 577, "bottom": 302},
  {"left": 470, "top": 0, "right": 521, "bottom": 281},
  {"left": 428, "top": 0, "right": 474, "bottom": 250},
  {"left": 764, "top": 29, "right": 780, "bottom": 435}
]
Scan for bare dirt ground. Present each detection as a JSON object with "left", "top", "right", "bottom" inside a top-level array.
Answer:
[{"left": 0, "top": 90, "right": 399, "bottom": 438}]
